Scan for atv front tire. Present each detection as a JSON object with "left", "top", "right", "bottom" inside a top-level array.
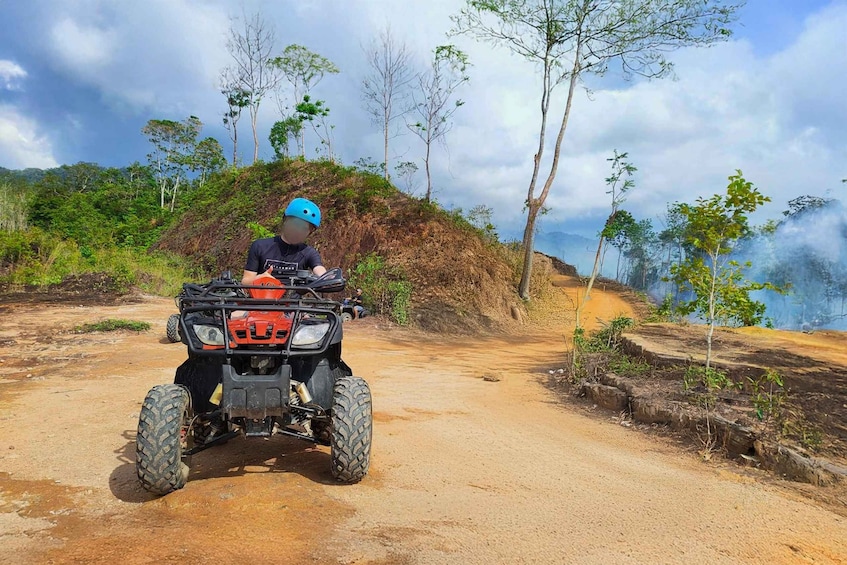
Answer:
[
  {"left": 136, "top": 384, "right": 192, "bottom": 495},
  {"left": 330, "top": 376, "right": 372, "bottom": 483},
  {"left": 340, "top": 312, "right": 353, "bottom": 323},
  {"left": 166, "top": 314, "right": 181, "bottom": 343}
]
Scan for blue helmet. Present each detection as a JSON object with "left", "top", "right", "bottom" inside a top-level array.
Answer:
[{"left": 283, "top": 197, "right": 321, "bottom": 228}]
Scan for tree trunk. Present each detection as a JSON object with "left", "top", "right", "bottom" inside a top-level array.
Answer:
[
  {"left": 250, "top": 105, "right": 259, "bottom": 164},
  {"left": 518, "top": 210, "right": 539, "bottom": 299},
  {"left": 424, "top": 138, "right": 432, "bottom": 202},
  {"left": 517, "top": 55, "right": 553, "bottom": 301},
  {"left": 518, "top": 39, "right": 583, "bottom": 300},
  {"left": 232, "top": 123, "right": 238, "bottom": 166},
  {"left": 384, "top": 111, "right": 390, "bottom": 181},
  {"left": 169, "top": 177, "right": 181, "bottom": 213},
  {"left": 706, "top": 251, "right": 719, "bottom": 369}
]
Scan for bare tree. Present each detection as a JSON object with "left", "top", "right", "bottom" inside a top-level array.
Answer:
[
  {"left": 225, "top": 11, "right": 280, "bottom": 164},
  {"left": 362, "top": 27, "right": 414, "bottom": 180},
  {"left": 407, "top": 45, "right": 470, "bottom": 202},
  {"left": 451, "top": 0, "right": 743, "bottom": 300}
]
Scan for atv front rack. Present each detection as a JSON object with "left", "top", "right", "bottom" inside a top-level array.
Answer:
[{"left": 178, "top": 281, "right": 342, "bottom": 359}]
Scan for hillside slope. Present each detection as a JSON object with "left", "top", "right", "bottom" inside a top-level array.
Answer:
[{"left": 154, "top": 160, "right": 546, "bottom": 333}]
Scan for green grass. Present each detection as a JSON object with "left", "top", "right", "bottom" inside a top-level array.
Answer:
[
  {"left": 74, "top": 319, "right": 151, "bottom": 333},
  {"left": 1, "top": 227, "right": 206, "bottom": 296}
]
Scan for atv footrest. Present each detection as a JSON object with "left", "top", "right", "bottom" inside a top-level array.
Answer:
[{"left": 222, "top": 364, "right": 291, "bottom": 420}]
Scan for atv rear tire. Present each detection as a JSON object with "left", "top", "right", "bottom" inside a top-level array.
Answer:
[
  {"left": 166, "top": 314, "right": 181, "bottom": 343},
  {"left": 330, "top": 376, "right": 372, "bottom": 483},
  {"left": 136, "top": 384, "right": 192, "bottom": 495}
]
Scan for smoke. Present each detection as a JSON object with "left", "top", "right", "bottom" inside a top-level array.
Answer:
[{"left": 742, "top": 198, "right": 847, "bottom": 331}]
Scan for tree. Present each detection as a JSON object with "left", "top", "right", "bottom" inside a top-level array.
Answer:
[
  {"left": 225, "top": 11, "right": 280, "bottom": 164},
  {"left": 362, "top": 27, "right": 414, "bottom": 180},
  {"left": 394, "top": 161, "right": 419, "bottom": 194},
  {"left": 272, "top": 44, "right": 340, "bottom": 158},
  {"left": 220, "top": 78, "right": 250, "bottom": 166},
  {"left": 191, "top": 137, "right": 225, "bottom": 188},
  {"left": 141, "top": 116, "right": 202, "bottom": 211},
  {"left": 0, "top": 181, "right": 27, "bottom": 232},
  {"left": 782, "top": 195, "right": 835, "bottom": 219},
  {"left": 451, "top": 0, "right": 743, "bottom": 300},
  {"left": 669, "top": 171, "right": 775, "bottom": 368},
  {"left": 575, "top": 150, "right": 636, "bottom": 330},
  {"left": 269, "top": 116, "right": 303, "bottom": 160},
  {"left": 623, "top": 218, "right": 658, "bottom": 290},
  {"left": 295, "top": 95, "right": 335, "bottom": 162},
  {"left": 407, "top": 45, "right": 470, "bottom": 202}
]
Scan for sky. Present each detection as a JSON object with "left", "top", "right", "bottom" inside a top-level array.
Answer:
[{"left": 0, "top": 0, "right": 845, "bottom": 240}]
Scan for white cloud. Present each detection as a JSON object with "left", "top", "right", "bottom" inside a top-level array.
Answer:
[
  {"left": 0, "top": 105, "right": 58, "bottom": 169},
  {"left": 51, "top": 17, "right": 115, "bottom": 70},
  {"left": 0, "top": 60, "right": 27, "bottom": 90},
  {"left": 419, "top": 1, "right": 847, "bottom": 229},
  {"left": 5, "top": 0, "right": 844, "bottom": 233},
  {"left": 45, "top": 1, "right": 231, "bottom": 115}
]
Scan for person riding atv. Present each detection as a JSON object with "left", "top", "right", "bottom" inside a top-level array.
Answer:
[
  {"left": 242, "top": 197, "right": 327, "bottom": 284},
  {"left": 340, "top": 288, "right": 369, "bottom": 322},
  {"left": 136, "top": 198, "right": 372, "bottom": 495}
]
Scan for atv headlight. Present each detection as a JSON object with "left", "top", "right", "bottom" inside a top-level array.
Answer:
[
  {"left": 194, "top": 324, "right": 225, "bottom": 346},
  {"left": 291, "top": 321, "right": 330, "bottom": 347}
]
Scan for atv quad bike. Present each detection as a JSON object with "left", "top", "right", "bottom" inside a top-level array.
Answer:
[
  {"left": 340, "top": 301, "right": 369, "bottom": 323},
  {"left": 135, "top": 268, "right": 372, "bottom": 495}
]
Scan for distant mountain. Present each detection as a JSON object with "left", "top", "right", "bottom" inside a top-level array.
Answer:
[{"left": 532, "top": 231, "right": 620, "bottom": 278}]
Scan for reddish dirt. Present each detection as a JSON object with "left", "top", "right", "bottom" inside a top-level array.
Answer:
[{"left": 1, "top": 285, "right": 846, "bottom": 564}]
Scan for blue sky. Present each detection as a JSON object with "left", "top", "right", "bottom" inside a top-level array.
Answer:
[{"left": 1, "top": 0, "right": 845, "bottom": 240}]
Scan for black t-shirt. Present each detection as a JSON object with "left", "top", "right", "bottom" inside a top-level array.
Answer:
[{"left": 244, "top": 236, "right": 323, "bottom": 276}]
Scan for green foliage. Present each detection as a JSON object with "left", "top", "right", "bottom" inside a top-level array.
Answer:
[
  {"left": 270, "top": 117, "right": 304, "bottom": 160},
  {"left": 0, "top": 181, "right": 28, "bottom": 232},
  {"left": 608, "top": 354, "right": 651, "bottom": 377},
  {"left": 348, "top": 253, "right": 412, "bottom": 325},
  {"left": 747, "top": 369, "right": 786, "bottom": 422},
  {"left": 0, "top": 227, "right": 203, "bottom": 296},
  {"left": 644, "top": 294, "right": 675, "bottom": 323},
  {"left": 570, "top": 315, "right": 637, "bottom": 382},
  {"left": 353, "top": 157, "right": 386, "bottom": 177},
  {"left": 594, "top": 315, "right": 635, "bottom": 350},
  {"left": 247, "top": 221, "right": 275, "bottom": 240},
  {"left": 682, "top": 364, "right": 739, "bottom": 413},
  {"left": 683, "top": 365, "right": 738, "bottom": 392},
  {"left": 26, "top": 163, "right": 170, "bottom": 248},
  {"left": 74, "top": 319, "right": 151, "bottom": 333},
  {"left": 668, "top": 171, "right": 781, "bottom": 367},
  {"left": 451, "top": 0, "right": 741, "bottom": 82},
  {"left": 142, "top": 116, "right": 205, "bottom": 210}
]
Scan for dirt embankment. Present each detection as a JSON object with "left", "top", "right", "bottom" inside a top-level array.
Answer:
[{"left": 152, "top": 160, "right": 546, "bottom": 334}]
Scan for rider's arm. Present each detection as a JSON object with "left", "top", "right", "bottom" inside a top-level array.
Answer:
[
  {"left": 305, "top": 246, "right": 326, "bottom": 276},
  {"left": 241, "top": 266, "right": 272, "bottom": 285}
]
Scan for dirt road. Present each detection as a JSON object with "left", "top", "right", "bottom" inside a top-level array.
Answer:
[{"left": 1, "top": 290, "right": 846, "bottom": 564}]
